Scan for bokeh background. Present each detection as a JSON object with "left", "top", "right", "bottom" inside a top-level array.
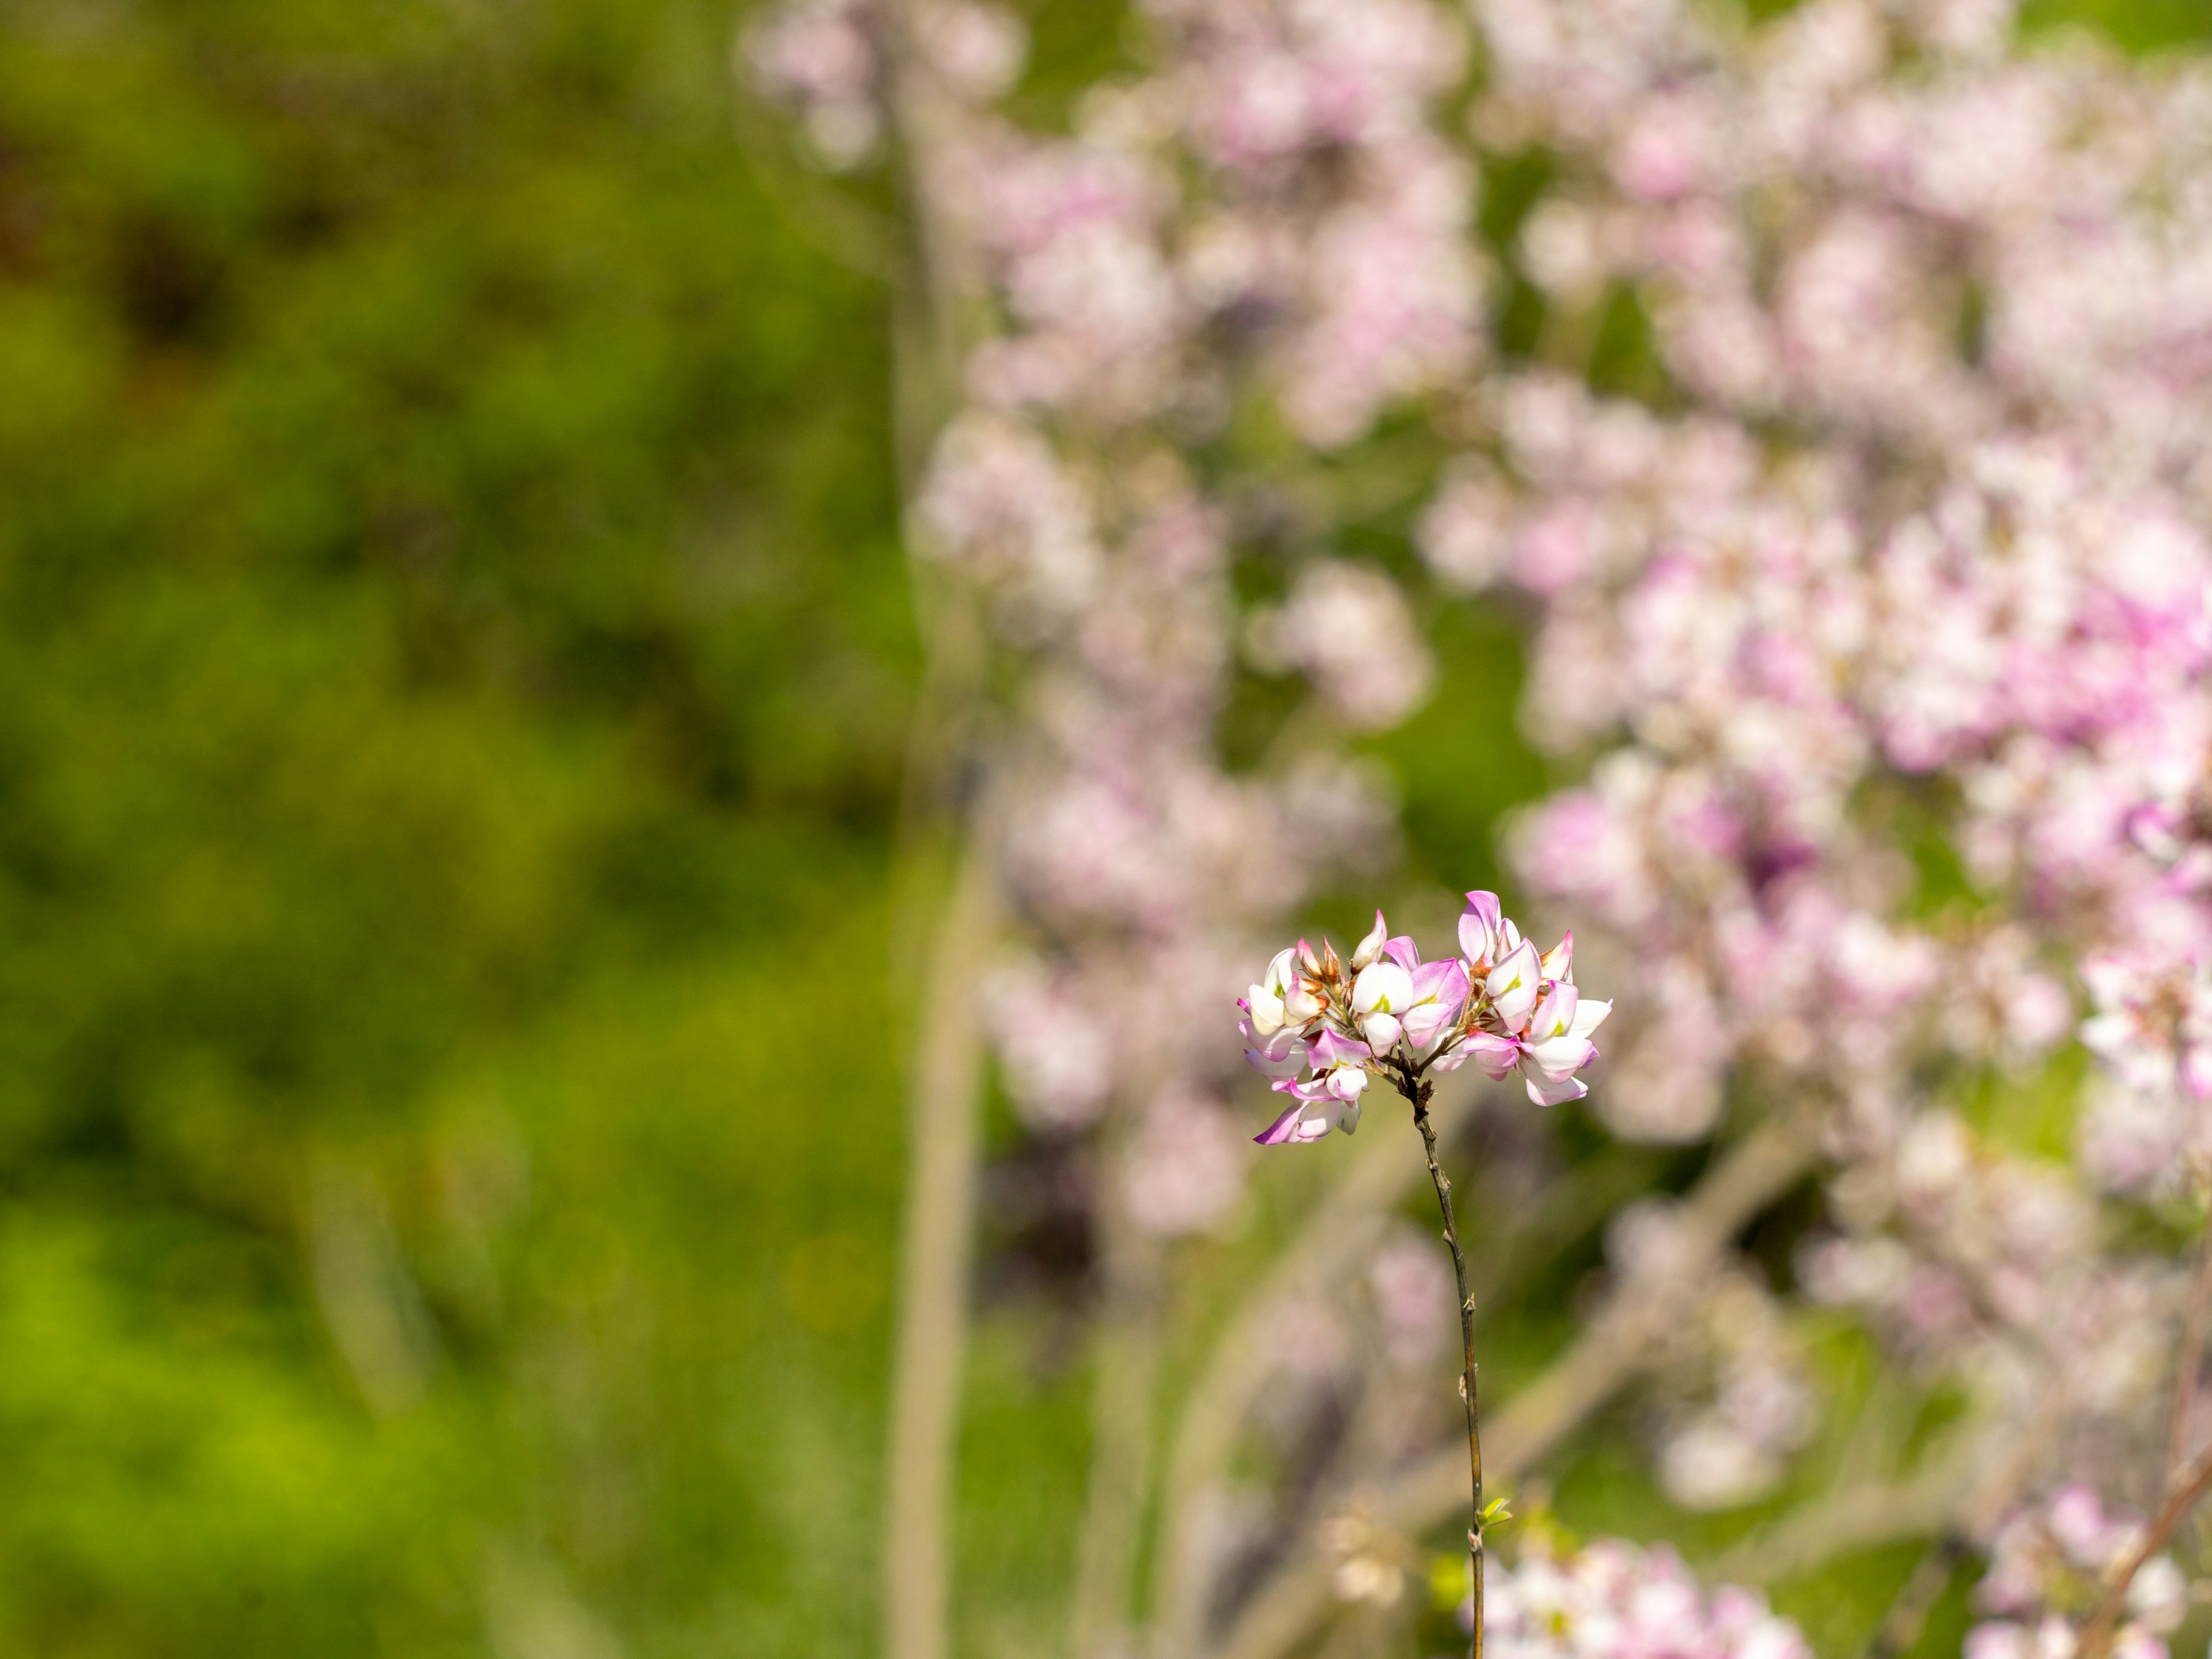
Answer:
[{"left": 2, "top": 2, "right": 2207, "bottom": 1657}]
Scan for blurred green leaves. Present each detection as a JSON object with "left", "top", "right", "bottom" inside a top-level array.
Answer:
[{"left": 0, "top": 1, "right": 910, "bottom": 1653}]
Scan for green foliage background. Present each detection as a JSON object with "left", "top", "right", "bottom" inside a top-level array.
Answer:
[
  {"left": 0, "top": 2, "right": 911, "bottom": 1652},
  {"left": 0, "top": 1, "right": 2204, "bottom": 1656}
]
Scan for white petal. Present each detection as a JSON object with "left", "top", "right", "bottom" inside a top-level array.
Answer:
[
  {"left": 1352, "top": 961, "right": 1414, "bottom": 1016},
  {"left": 1567, "top": 998, "right": 1612, "bottom": 1040},
  {"left": 1523, "top": 1034, "right": 1596, "bottom": 1081},
  {"left": 1351, "top": 911, "right": 1389, "bottom": 971},
  {"left": 1361, "top": 1010, "right": 1403, "bottom": 1051},
  {"left": 1525, "top": 1073, "right": 1588, "bottom": 1107},
  {"left": 1248, "top": 984, "right": 1286, "bottom": 1035}
]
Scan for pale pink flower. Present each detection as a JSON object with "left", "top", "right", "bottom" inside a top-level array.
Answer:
[{"left": 1241, "top": 895, "right": 1606, "bottom": 1139}]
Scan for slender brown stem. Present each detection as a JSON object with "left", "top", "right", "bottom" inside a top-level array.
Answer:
[
  {"left": 1408, "top": 1078, "right": 1483, "bottom": 1659},
  {"left": 1215, "top": 1119, "right": 1815, "bottom": 1659},
  {"left": 2168, "top": 1217, "right": 2212, "bottom": 1485},
  {"left": 2075, "top": 1441, "right": 2212, "bottom": 1659}
]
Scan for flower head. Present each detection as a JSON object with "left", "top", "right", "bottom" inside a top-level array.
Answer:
[{"left": 1240, "top": 892, "right": 1607, "bottom": 1139}]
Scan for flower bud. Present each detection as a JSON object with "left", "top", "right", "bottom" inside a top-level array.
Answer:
[{"left": 1351, "top": 910, "right": 1390, "bottom": 970}]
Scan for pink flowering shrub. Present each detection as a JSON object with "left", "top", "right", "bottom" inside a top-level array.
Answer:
[{"left": 751, "top": 0, "right": 2212, "bottom": 1655}]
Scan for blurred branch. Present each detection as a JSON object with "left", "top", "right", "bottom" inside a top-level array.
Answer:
[
  {"left": 1073, "top": 1210, "right": 1168, "bottom": 1659},
  {"left": 883, "top": 836, "right": 999, "bottom": 1659},
  {"left": 2168, "top": 1213, "right": 2212, "bottom": 1486},
  {"left": 1209, "top": 1115, "right": 1817, "bottom": 1659},
  {"left": 870, "top": 9, "right": 1003, "bottom": 1659},
  {"left": 309, "top": 1160, "right": 440, "bottom": 1418},
  {"left": 2080, "top": 1427, "right": 2212, "bottom": 1659},
  {"left": 1711, "top": 1381, "right": 2070, "bottom": 1591},
  {"left": 1704, "top": 1440, "right": 1974, "bottom": 1586},
  {"left": 881, "top": 9, "right": 989, "bottom": 495},
  {"left": 1378, "top": 1116, "right": 1817, "bottom": 1532}
]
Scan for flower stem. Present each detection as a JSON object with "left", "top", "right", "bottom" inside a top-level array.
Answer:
[{"left": 1409, "top": 1077, "right": 1483, "bottom": 1659}]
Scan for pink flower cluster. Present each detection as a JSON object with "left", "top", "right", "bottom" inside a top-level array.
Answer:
[
  {"left": 1403, "top": 0, "right": 2212, "bottom": 1547},
  {"left": 1969, "top": 1488, "right": 2186, "bottom": 1659},
  {"left": 1147, "top": 0, "right": 1483, "bottom": 446},
  {"left": 1248, "top": 560, "right": 1435, "bottom": 732},
  {"left": 1482, "top": 1538, "right": 1811, "bottom": 1659},
  {"left": 1239, "top": 893, "right": 1609, "bottom": 1143},
  {"left": 756, "top": 0, "right": 2212, "bottom": 1645},
  {"left": 1418, "top": 0, "right": 2212, "bottom": 1160}
]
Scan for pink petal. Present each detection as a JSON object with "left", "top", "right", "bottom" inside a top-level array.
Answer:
[
  {"left": 1522, "top": 1033, "right": 1597, "bottom": 1082},
  {"left": 1459, "top": 890, "right": 1502, "bottom": 964},
  {"left": 1569, "top": 998, "right": 1613, "bottom": 1041},
  {"left": 1410, "top": 957, "right": 1471, "bottom": 1010},
  {"left": 2186, "top": 1044, "right": 2212, "bottom": 1101},
  {"left": 1487, "top": 940, "right": 1541, "bottom": 1031},
  {"left": 1308, "top": 1028, "right": 1373, "bottom": 1069},
  {"left": 1244, "top": 1043, "right": 1307, "bottom": 1080},
  {"left": 1401, "top": 1001, "right": 1452, "bottom": 1050},
  {"left": 1461, "top": 1032, "right": 1522, "bottom": 1081},
  {"left": 1524, "top": 1073, "right": 1589, "bottom": 1107},
  {"left": 1529, "top": 980, "right": 1579, "bottom": 1041}
]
